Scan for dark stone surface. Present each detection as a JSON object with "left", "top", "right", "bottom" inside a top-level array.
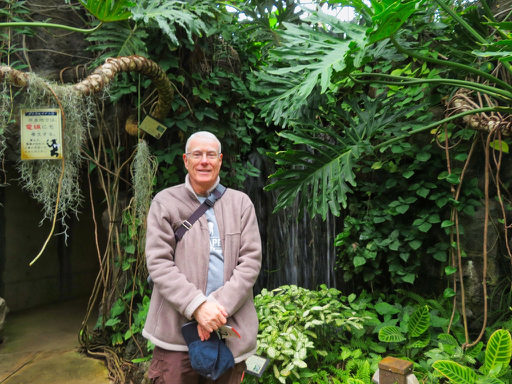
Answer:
[
  {"left": 0, "top": 297, "right": 8, "bottom": 343},
  {"left": 20, "top": 0, "right": 94, "bottom": 83}
]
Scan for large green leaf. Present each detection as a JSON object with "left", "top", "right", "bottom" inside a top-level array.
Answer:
[
  {"left": 131, "top": 0, "right": 216, "bottom": 46},
  {"left": 478, "top": 376, "right": 510, "bottom": 384},
  {"left": 375, "top": 302, "right": 401, "bottom": 315},
  {"left": 408, "top": 332, "right": 430, "bottom": 348},
  {"left": 477, "top": 377, "right": 505, "bottom": 384},
  {"left": 255, "top": 12, "right": 367, "bottom": 126},
  {"left": 407, "top": 305, "right": 430, "bottom": 337},
  {"left": 378, "top": 325, "right": 407, "bottom": 343},
  {"left": 264, "top": 94, "right": 425, "bottom": 219},
  {"left": 265, "top": 133, "right": 360, "bottom": 220},
  {"left": 369, "top": 0, "right": 420, "bottom": 43},
  {"left": 79, "top": 0, "right": 135, "bottom": 22},
  {"left": 482, "top": 329, "right": 512, "bottom": 377},
  {"left": 432, "top": 360, "right": 477, "bottom": 384}
]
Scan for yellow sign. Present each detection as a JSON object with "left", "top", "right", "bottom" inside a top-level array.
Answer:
[
  {"left": 139, "top": 115, "right": 167, "bottom": 139},
  {"left": 20, "top": 108, "right": 63, "bottom": 160}
]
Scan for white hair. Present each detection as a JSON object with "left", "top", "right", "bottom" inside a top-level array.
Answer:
[{"left": 185, "top": 131, "right": 222, "bottom": 153}]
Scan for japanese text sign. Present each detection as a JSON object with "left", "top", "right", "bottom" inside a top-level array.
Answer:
[{"left": 20, "top": 108, "right": 63, "bottom": 160}]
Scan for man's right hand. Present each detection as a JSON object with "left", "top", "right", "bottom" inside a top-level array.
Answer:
[{"left": 193, "top": 301, "right": 228, "bottom": 337}]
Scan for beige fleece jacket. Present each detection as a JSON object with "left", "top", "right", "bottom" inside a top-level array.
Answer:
[{"left": 142, "top": 178, "right": 262, "bottom": 363}]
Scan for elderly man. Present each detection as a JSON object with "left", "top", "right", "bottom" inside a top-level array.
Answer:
[{"left": 143, "top": 131, "right": 262, "bottom": 383}]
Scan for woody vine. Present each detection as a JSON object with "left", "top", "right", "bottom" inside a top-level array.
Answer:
[{"left": 0, "top": 53, "right": 171, "bottom": 380}]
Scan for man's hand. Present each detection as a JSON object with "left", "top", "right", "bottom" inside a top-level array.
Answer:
[
  {"left": 193, "top": 301, "right": 228, "bottom": 338},
  {"left": 197, "top": 323, "right": 211, "bottom": 341}
]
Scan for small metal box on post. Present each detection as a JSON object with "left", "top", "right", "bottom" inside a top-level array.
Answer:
[{"left": 371, "top": 356, "right": 419, "bottom": 384}]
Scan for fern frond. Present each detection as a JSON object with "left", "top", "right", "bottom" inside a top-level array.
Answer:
[
  {"left": 345, "top": 359, "right": 358, "bottom": 373},
  {"left": 348, "top": 338, "right": 372, "bottom": 352},
  {"left": 500, "top": 318, "right": 512, "bottom": 333},
  {"left": 394, "top": 289, "right": 428, "bottom": 305},
  {"left": 86, "top": 21, "right": 148, "bottom": 66},
  {"left": 425, "top": 298, "right": 448, "bottom": 312},
  {"left": 354, "top": 360, "right": 372, "bottom": 382}
]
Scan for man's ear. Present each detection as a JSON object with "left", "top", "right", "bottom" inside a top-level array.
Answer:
[{"left": 183, "top": 153, "right": 189, "bottom": 169}]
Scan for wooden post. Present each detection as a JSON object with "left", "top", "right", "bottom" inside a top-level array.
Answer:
[{"left": 377, "top": 356, "right": 413, "bottom": 384}]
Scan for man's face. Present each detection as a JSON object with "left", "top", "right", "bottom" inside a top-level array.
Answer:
[{"left": 183, "top": 137, "right": 223, "bottom": 195}]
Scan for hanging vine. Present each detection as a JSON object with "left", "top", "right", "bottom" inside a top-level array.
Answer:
[
  {"left": 0, "top": 55, "right": 173, "bottom": 250},
  {"left": 440, "top": 73, "right": 512, "bottom": 348}
]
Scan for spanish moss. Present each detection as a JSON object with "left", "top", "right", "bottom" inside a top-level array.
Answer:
[
  {"left": 131, "top": 139, "right": 157, "bottom": 223},
  {"left": 15, "top": 75, "right": 95, "bottom": 232}
]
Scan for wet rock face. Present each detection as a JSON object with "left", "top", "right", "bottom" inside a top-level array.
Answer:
[
  {"left": 19, "top": 0, "right": 93, "bottom": 82},
  {"left": 0, "top": 297, "right": 8, "bottom": 343}
]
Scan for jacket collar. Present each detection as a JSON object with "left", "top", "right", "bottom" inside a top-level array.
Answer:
[{"left": 185, "top": 174, "right": 220, "bottom": 198}]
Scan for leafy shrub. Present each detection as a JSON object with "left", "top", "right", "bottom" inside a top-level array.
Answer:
[
  {"left": 432, "top": 329, "right": 512, "bottom": 383},
  {"left": 248, "top": 285, "right": 373, "bottom": 384},
  {"left": 378, "top": 305, "right": 431, "bottom": 357}
]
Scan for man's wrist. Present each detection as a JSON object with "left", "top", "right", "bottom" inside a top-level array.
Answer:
[{"left": 185, "top": 293, "right": 207, "bottom": 320}]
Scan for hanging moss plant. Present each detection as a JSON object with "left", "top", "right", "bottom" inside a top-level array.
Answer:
[
  {"left": 131, "top": 139, "right": 157, "bottom": 223},
  {"left": 3, "top": 74, "right": 95, "bottom": 231},
  {"left": 0, "top": 84, "right": 9, "bottom": 172}
]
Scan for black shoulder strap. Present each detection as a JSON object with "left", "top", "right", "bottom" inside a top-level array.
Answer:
[{"left": 174, "top": 184, "right": 226, "bottom": 242}]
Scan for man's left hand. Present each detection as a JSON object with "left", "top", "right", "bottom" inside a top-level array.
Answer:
[
  {"left": 193, "top": 301, "right": 228, "bottom": 336},
  {"left": 197, "top": 324, "right": 211, "bottom": 341}
]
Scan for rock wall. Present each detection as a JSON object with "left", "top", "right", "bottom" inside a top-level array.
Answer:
[
  {"left": 0, "top": 297, "right": 7, "bottom": 343},
  {"left": 0, "top": 2, "right": 101, "bottom": 312},
  {"left": 457, "top": 145, "right": 512, "bottom": 330},
  {"left": 18, "top": 0, "right": 93, "bottom": 82}
]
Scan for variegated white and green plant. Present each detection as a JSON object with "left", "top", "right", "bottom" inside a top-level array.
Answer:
[{"left": 253, "top": 285, "right": 372, "bottom": 384}]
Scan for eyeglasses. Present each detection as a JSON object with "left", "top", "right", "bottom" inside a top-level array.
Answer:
[{"left": 186, "top": 151, "right": 220, "bottom": 160}]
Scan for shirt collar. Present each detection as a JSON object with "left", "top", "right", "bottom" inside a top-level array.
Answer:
[{"left": 185, "top": 174, "right": 220, "bottom": 198}]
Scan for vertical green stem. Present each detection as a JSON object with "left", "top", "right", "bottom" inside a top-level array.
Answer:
[{"left": 434, "top": 0, "right": 487, "bottom": 44}]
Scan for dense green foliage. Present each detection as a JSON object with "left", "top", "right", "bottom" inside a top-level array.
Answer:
[
  {"left": 255, "top": 0, "right": 512, "bottom": 293},
  {"left": 246, "top": 286, "right": 512, "bottom": 383},
  {"left": 433, "top": 329, "right": 512, "bottom": 383}
]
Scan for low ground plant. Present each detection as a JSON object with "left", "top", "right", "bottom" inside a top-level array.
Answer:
[
  {"left": 246, "top": 285, "right": 376, "bottom": 384},
  {"left": 433, "top": 329, "right": 512, "bottom": 384}
]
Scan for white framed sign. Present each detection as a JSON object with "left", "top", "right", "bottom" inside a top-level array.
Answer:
[
  {"left": 245, "top": 354, "right": 270, "bottom": 377},
  {"left": 20, "top": 108, "right": 63, "bottom": 160}
]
